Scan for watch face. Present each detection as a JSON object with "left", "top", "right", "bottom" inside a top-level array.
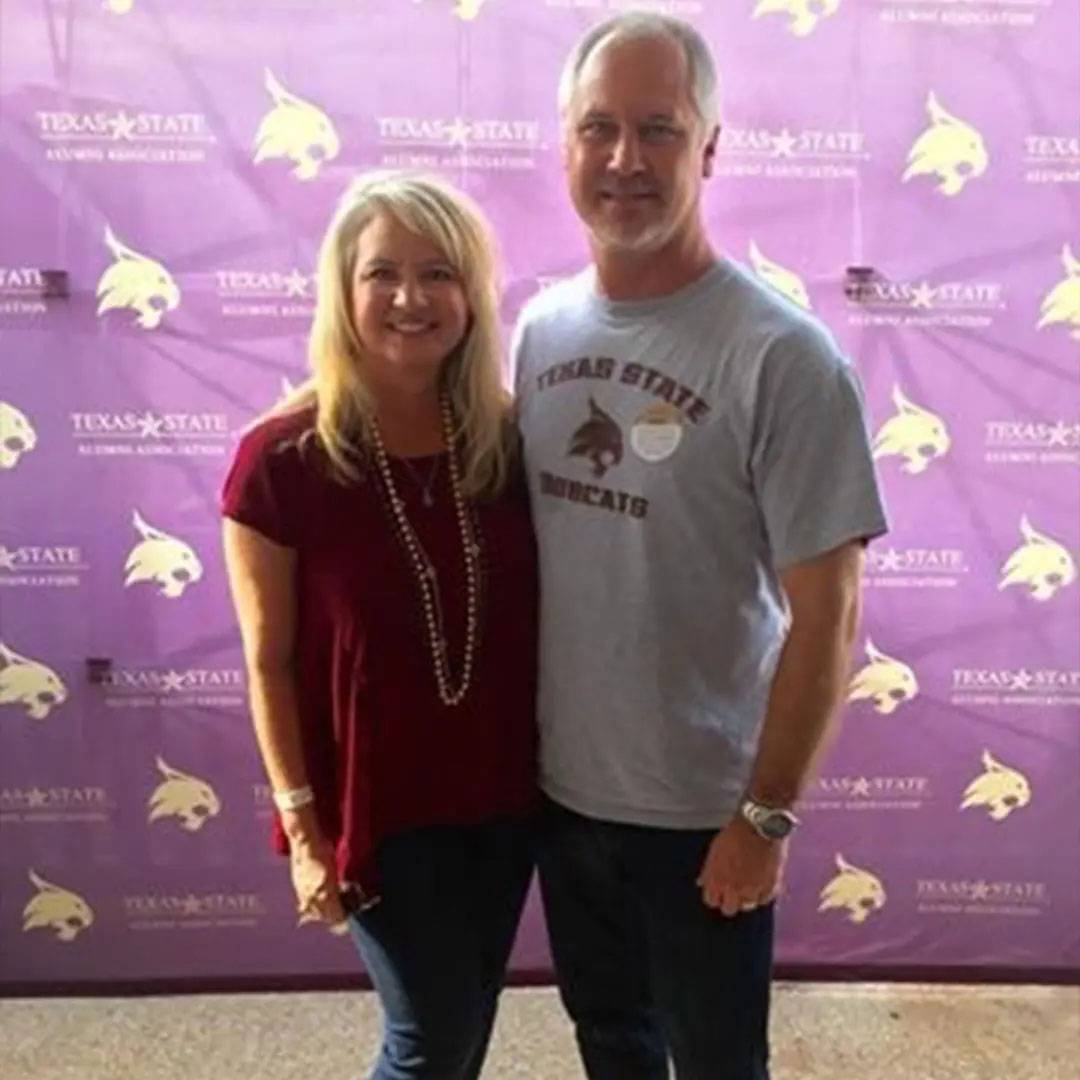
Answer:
[{"left": 760, "top": 813, "right": 794, "bottom": 840}]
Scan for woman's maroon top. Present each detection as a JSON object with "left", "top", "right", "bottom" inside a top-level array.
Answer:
[{"left": 220, "top": 407, "right": 538, "bottom": 896}]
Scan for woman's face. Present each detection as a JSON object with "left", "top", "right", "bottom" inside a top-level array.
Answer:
[{"left": 349, "top": 210, "right": 470, "bottom": 389}]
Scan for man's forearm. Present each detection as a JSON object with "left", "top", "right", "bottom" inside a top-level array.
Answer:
[{"left": 745, "top": 569, "right": 861, "bottom": 808}]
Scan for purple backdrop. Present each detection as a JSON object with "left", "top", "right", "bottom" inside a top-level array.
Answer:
[{"left": 1, "top": 0, "right": 1078, "bottom": 991}]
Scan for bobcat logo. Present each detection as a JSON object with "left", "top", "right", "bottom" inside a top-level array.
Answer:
[
  {"left": 0, "top": 642, "right": 67, "bottom": 720},
  {"left": 96, "top": 225, "right": 180, "bottom": 330},
  {"left": 254, "top": 69, "right": 340, "bottom": 181},
  {"left": 872, "top": 385, "right": 951, "bottom": 475},
  {"left": 568, "top": 398, "right": 623, "bottom": 478},
  {"left": 903, "top": 92, "right": 988, "bottom": 197},
  {"left": 0, "top": 400, "right": 37, "bottom": 470},
  {"left": 961, "top": 750, "right": 1031, "bottom": 822},
  {"left": 818, "top": 854, "right": 886, "bottom": 924},
  {"left": 22, "top": 870, "right": 94, "bottom": 942},
  {"left": 847, "top": 638, "right": 918, "bottom": 715},
  {"left": 124, "top": 510, "right": 203, "bottom": 599},
  {"left": 453, "top": 0, "right": 488, "bottom": 18},
  {"left": 148, "top": 756, "right": 221, "bottom": 832},
  {"left": 998, "top": 515, "right": 1076, "bottom": 602},
  {"left": 752, "top": 0, "right": 841, "bottom": 37},
  {"left": 1037, "top": 243, "right": 1080, "bottom": 341},
  {"left": 749, "top": 240, "right": 811, "bottom": 310}
]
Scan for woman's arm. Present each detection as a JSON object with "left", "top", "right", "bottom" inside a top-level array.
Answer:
[{"left": 221, "top": 518, "right": 321, "bottom": 845}]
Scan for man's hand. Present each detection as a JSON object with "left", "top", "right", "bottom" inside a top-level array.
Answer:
[{"left": 696, "top": 816, "right": 789, "bottom": 917}]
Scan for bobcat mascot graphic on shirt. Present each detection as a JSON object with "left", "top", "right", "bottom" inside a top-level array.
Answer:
[{"left": 568, "top": 398, "right": 623, "bottom": 478}]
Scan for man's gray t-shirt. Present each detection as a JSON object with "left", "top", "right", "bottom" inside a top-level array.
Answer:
[{"left": 512, "top": 258, "right": 889, "bottom": 830}]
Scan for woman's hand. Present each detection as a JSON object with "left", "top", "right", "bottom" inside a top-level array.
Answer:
[{"left": 285, "top": 814, "right": 348, "bottom": 933}]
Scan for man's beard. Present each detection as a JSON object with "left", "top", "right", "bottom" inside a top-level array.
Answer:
[{"left": 588, "top": 211, "right": 674, "bottom": 255}]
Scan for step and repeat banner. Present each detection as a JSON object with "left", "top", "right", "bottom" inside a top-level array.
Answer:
[{"left": 1, "top": 0, "right": 1077, "bottom": 989}]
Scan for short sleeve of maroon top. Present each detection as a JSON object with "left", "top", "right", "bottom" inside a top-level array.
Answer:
[{"left": 220, "top": 408, "right": 538, "bottom": 895}]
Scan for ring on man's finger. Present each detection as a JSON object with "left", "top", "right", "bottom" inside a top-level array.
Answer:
[{"left": 740, "top": 900, "right": 757, "bottom": 912}]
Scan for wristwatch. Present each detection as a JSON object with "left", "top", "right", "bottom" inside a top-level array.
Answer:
[{"left": 739, "top": 797, "right": 800, "bottom": 841}]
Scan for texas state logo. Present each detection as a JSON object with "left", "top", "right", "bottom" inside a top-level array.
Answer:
[
  {"left": 0, "top": 400, "right": 37, "bottom": 469},
  {"left": 568, "top": 398, "right": 623, "bottom": 478},
  {"left": 752, "top": 0, "right": 841, "bottom": 36},
  {"left": 147, "top": 756, "right": 221, "bottom": 832},
  {"left": 0, "top": 642, "right": 67, "bottom": 720},
  {"left": 1037, "top": 243, "right": 1080, "bottom": 341},
  {"left": 847, "top": 638, "right": 919, "bottom": 715},
  {"left": 903, "top": 92, "right": 988, "bottom": 196},
  {"left": 22, "top": 870, "right": 94, "bottom": 942},
  {"left": 998, "top": 515, "right": 1076, "bottom": 602},
  {"left": 961, "top": 750, "right": 1031, "bottom": 822},
  {"left": 872, "top": 385, "right": 951, "bottom": 475},
  {"left": 124, "top": 510, "right": 203, "bottom": 599},
  {"left": 749, "top": 240, "right": 811, "bottom": 310},
  {"left": 254, "top": 69, "right": 340, "bottom": 181},
  {"left": 818, "top": 854, "right": 886, "bottom": 924},
  {"left": 96, "top": 226, "right": 180, "bottom": 330}
]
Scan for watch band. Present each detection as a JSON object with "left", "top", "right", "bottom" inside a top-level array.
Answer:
[
  {"left": 273, "top": 784, "right": 315, "bottom": 812},
  {"left": 739, "top": 797, "right": 799, "bottom": 839}
]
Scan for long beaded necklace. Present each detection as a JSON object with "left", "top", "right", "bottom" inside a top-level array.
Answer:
[{"left": 368, "top": 396, "right": 481, "bottom": 707}]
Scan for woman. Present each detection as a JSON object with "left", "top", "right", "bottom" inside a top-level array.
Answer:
[{"left": 220, "top": 171, "right": 538, "bottom": 1079}]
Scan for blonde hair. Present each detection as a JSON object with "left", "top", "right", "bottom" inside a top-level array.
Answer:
[{"left": 275, "top": 170, "right": 512, "bottom": 498}]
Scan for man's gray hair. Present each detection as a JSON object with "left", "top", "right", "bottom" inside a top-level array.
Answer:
[{"left": 557, "top": 13, "right": 721, "bottom": 132}]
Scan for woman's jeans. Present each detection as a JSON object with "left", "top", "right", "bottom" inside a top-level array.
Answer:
[{"left": 346, "top": 818, "right": 536, "bottom": 1080}]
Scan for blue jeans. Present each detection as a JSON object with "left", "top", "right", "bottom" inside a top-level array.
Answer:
[
  {"left": 345, "top": 818, "right": 535, "bottom": 1080},
  {"left": 538, "top": 798, "right": 773, "bottom": 1080}
]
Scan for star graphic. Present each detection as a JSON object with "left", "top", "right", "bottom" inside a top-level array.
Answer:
[
  {"left": 1047, "top": 420, "right": 1077, "bottom": 447},
  {"left": 771, "top": 128, "right": 798, "bottom": 159},
  {"left": 160, "top": 670, "right": 187, "bottom": 694},
  {"left": 182, "top": 894, "right": 203, "bottom": 916},
  {"left": 137, "top": 412, "right": 164, "bottom": 439},
  {"left": 27, "top": 787, "right": 48, "bottom": 808},
  {"left": 909, "top": 281, "right": 936, "bottom": 309},
  {"left": 969, "top": 880, "right": 990, "bottom": 901},
  {"left": 876, "top": 546, "right": 903, "bottom": 572},
  {"left": 850, "top": 777, "right": 872, "bottom": 797},
  {"left": 445, "top": 117, "right": 471, "bottom": 148},
  {"left": 110, "top": 110, "right": 138, "bottom": 141},
  {"left": 1009, "top": 669, "right": 1034, "bottom": 692},
  {"left": 282, "top": 269, "right": 310, "bottom": 298},
  {"left": 0, "top": 547, "right": 17, "bottom": 571}
]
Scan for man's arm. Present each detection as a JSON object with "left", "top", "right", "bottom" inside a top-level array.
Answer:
[
  {"left": 697, "top": 540, "right": 864, "bottom": 915},
  {"left": 746, "top": 539, "right": 863, "bottom": 807}
]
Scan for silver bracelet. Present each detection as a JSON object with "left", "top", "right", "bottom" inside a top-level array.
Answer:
[{"left": 272, "top": 784, "right": 314, "bottom": 811}]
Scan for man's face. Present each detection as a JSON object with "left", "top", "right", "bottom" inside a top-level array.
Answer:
[{"left": 562, "top": 34, "right": 716, "bottom": 256}]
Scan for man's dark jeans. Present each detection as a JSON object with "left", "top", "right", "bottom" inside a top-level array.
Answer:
[{"left": 538, "top": 797, "right": 773, "bottom": 1080}]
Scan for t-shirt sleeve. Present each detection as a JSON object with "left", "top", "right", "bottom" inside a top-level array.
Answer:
[
  {"left": 750, "top": 325, "right": 889, "bottom": 570},
  {"left": 219, "top": 423, "right": 300, "bottom": 547},
  {"left": 509, "top": 316, "right": 529, "bottom": 400}
]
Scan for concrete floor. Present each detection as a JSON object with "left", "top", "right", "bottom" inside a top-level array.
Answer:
[{"left": 2, "top": 982, "right": 1077, "bottom": 1079}]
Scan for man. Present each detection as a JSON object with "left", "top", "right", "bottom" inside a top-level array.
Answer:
[{"left": 511, "top": 13, "right": 888, "bottom": 1080}]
